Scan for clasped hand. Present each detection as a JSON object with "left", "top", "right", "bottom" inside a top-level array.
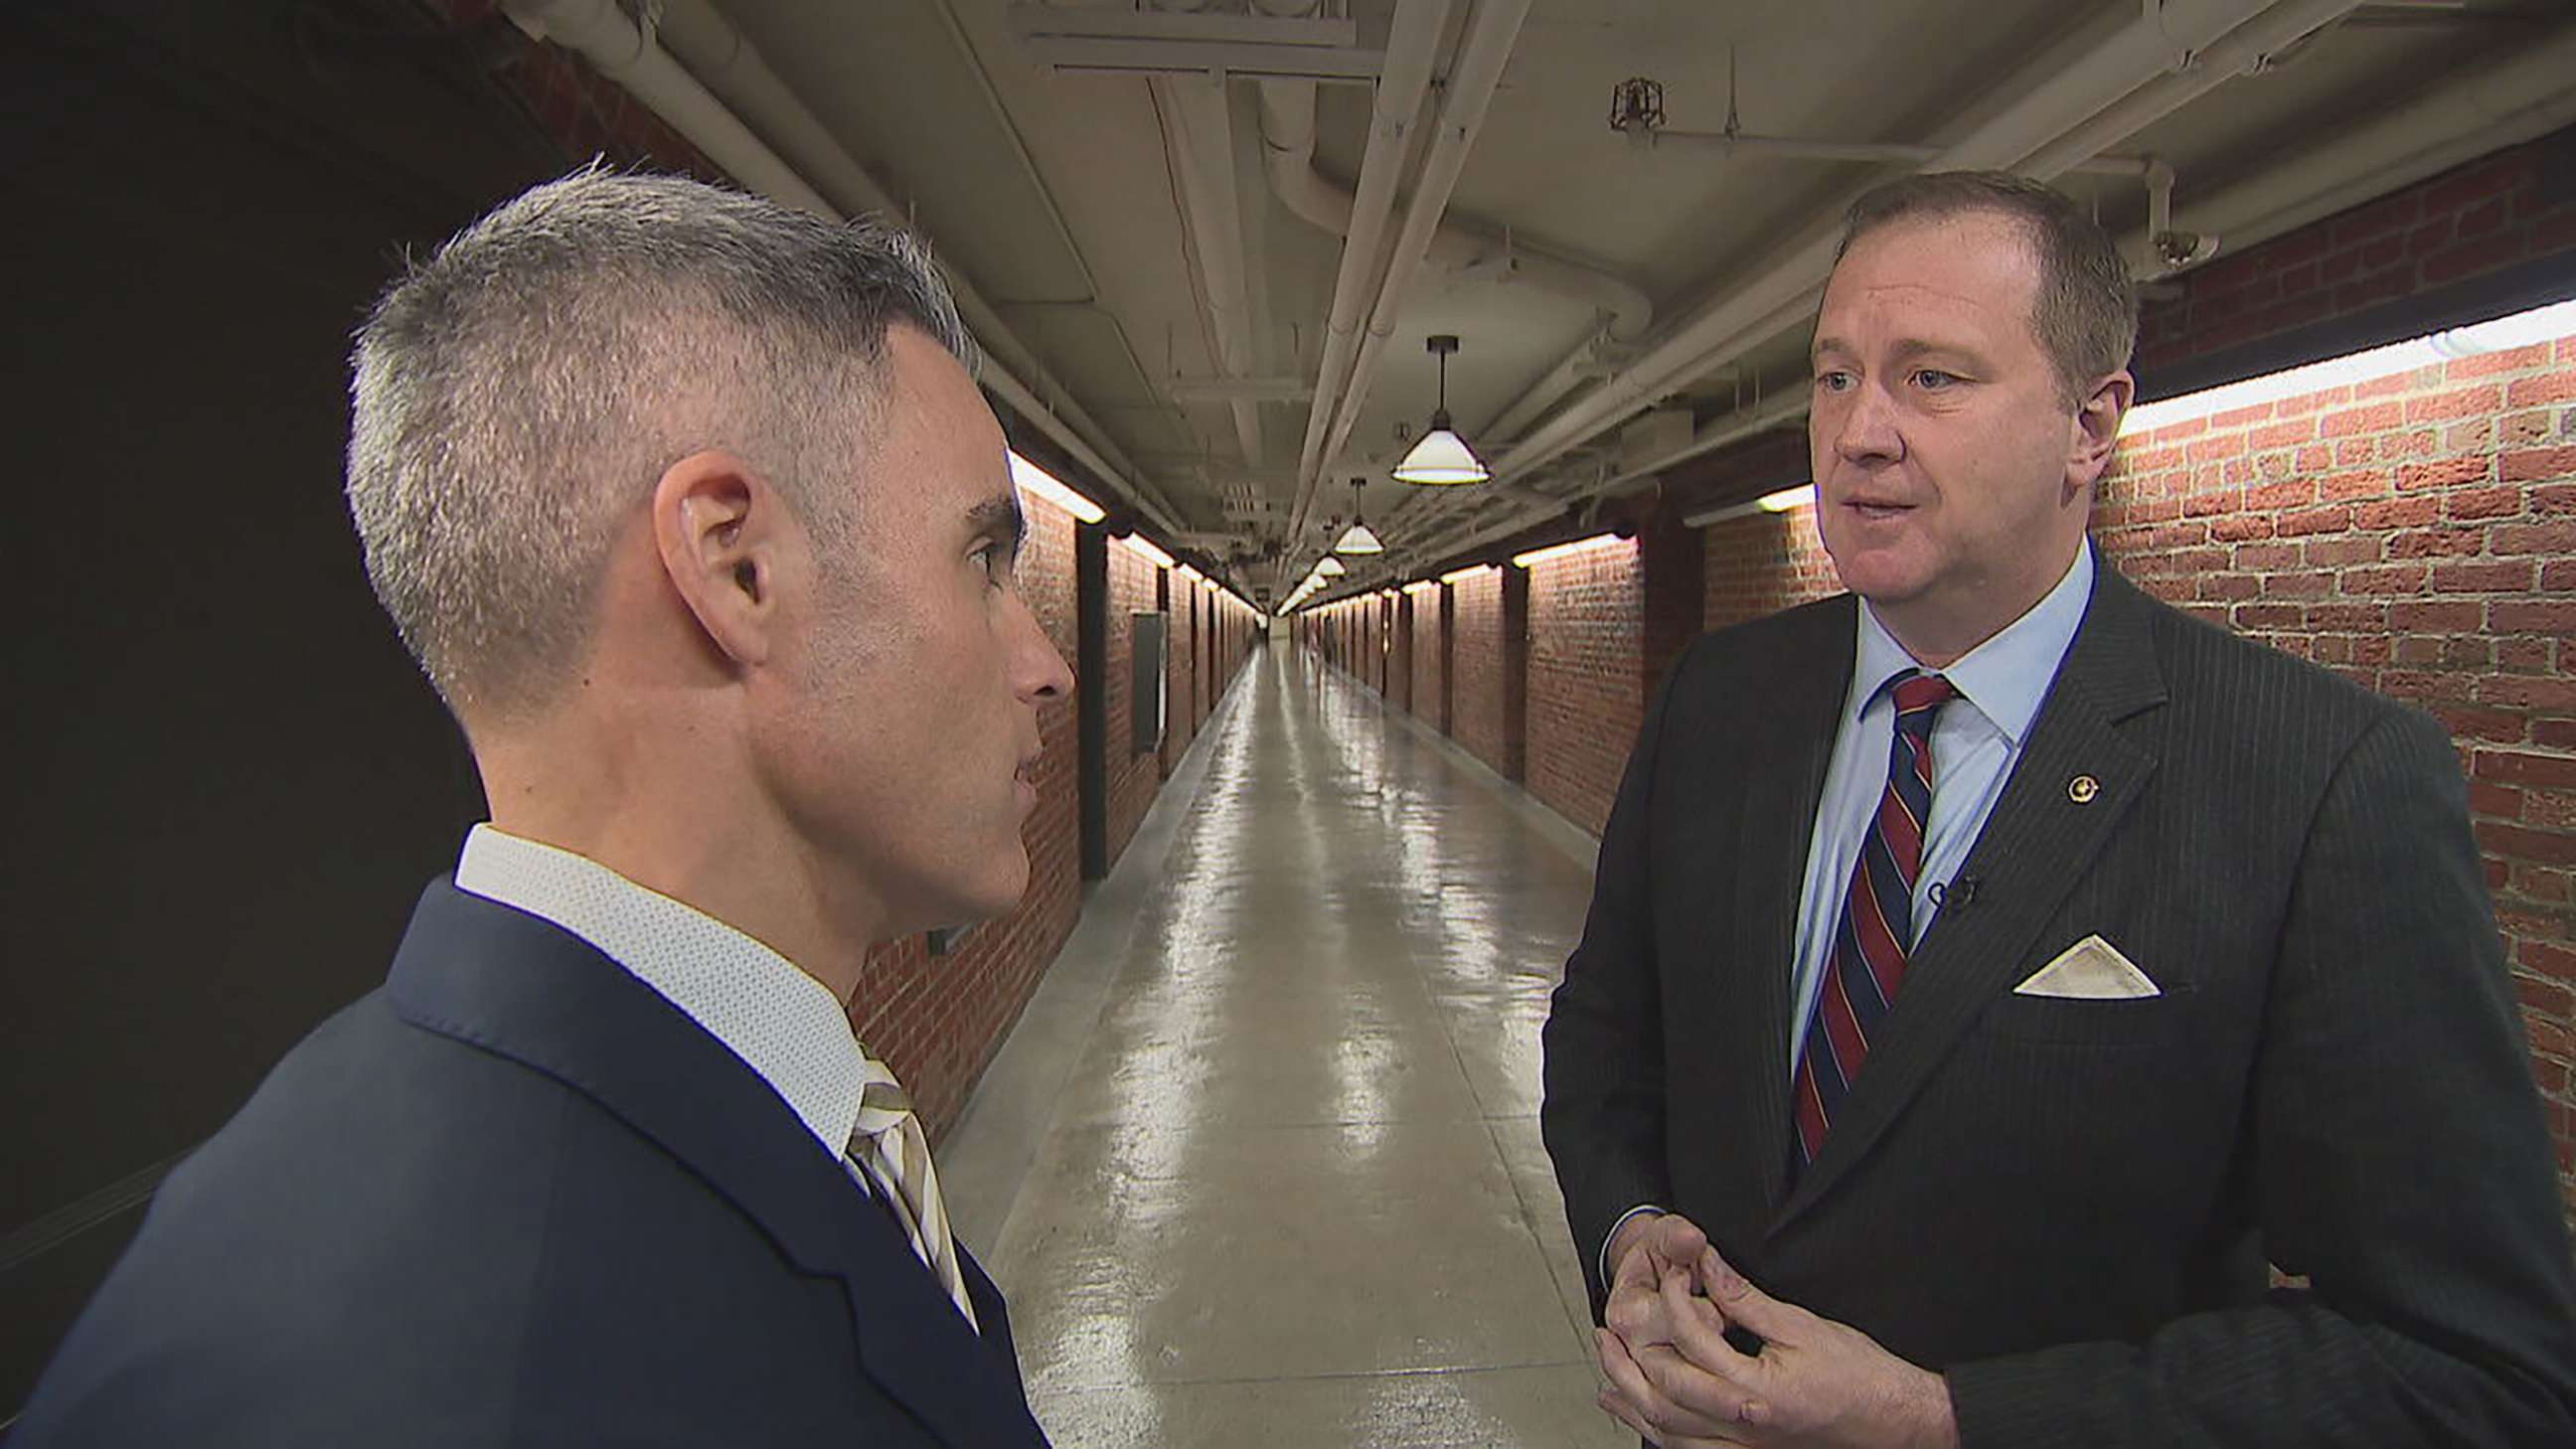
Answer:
[{"left": 1593, "top": 1213, "right": 1958, "bottom": 1449}]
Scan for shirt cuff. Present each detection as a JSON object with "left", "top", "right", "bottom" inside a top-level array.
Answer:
[{"left": 1601, "top": 1203, "right": 1668, "bottom": 1284}]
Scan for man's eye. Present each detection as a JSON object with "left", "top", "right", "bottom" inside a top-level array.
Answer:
[
  {"left": 1815, "top": 371, "right": 1852, "bottom": 394},
  {"left": 974, "top": 544, "right": 1016, "bottom": 589},
  {"left": 1914, "top": 369, "right": 1960, "bottom": 390}
]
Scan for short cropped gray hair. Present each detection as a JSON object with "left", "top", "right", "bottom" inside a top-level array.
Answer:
[{"left": 346, "top": 166, "right": 972, "bottom": 722}]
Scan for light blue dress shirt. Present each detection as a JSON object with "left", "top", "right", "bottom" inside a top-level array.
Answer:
[{"left": 1784, "top": 542, "right": 2095, "bottom": 1070}]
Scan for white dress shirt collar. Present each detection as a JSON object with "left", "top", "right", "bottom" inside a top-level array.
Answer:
[{"left": 453, "top": 824, "right": 865, "bottom": 1164}]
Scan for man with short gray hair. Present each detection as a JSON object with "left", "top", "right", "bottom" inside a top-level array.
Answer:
[{"left": 18, "top": 168, "right": 1069, "bottom": 1447}]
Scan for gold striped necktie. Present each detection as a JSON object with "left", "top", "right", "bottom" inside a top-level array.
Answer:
[{"left": 849, "top": 1056, "right": 979, "bottom": 1332}]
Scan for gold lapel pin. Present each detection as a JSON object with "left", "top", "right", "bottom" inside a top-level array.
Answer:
[{"left": 2068, "top": 774, "right": 2101, "bottom": 804}]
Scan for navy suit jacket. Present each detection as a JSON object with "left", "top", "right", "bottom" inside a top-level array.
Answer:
[{"left": 18, "top": 881, "right": 1051, "bottom": 1447}]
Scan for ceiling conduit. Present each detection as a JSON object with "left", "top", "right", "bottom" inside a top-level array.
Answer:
[
  {"left": 1151, "top": 72, "right": 1266, "bottom": 468},
  {"left": 504, "top": 0, "right": 1188, "bottom": 535},
  {"left": 1305, "top": 0, "right": 1537, "bottom": 534},
  {"left": 1282, "top": 0, "right": 1454, "bottom": 582},
  {"left": 1255, "top": 80, "right": 1652, "bottom": 340}
]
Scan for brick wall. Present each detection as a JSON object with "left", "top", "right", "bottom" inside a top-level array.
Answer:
[
  {"left": 1106, "top": 544, "right": 1162, "bottom": 866},
  {"left": 1640, "top": 511, "right": 1708, "bottom": 700},
  {"left": 1363, "top": 593, "right": 1386, "bottom": 695},
  {"left": 1704, "top": 507, "right": 1843, "bottom": 633},
  {"left": 1389, "top": 593, "right": 1415, "bottom": 713},
  {"left": 1449, "top": 567, "right": 1516, "bottom": 778},
  {"left": 1409, "top": 585, "right": 1445, "bottom": 727},
  {"left": 1161, "top": 572, "right": 1197, "bottom": 778},
  {"left": 1525, "top": 542, "right": 1646, "bottom": 836},
  {"left": 2100, "top": 326, "right": 2576, "bottom": 1211}
]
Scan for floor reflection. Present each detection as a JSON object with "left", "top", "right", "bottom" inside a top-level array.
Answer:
[{"left": 987, "top": 647, "right": 1623, "bottom": 1447}]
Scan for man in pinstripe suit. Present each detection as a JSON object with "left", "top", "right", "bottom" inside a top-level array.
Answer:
[{"left": 1543, "top": 172, "right": 2576, "bottom": 1447}]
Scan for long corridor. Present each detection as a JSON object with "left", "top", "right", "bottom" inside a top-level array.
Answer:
[{"left": 960, "top": 643, "right": 1627, "bottom": 1448}]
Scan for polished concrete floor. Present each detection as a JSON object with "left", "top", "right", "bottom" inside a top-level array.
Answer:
[{"left": 945, "top": 643, "right": 1626, "bottom": 1448}]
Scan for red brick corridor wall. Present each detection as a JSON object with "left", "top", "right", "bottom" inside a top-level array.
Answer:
[
  {"left": 1704, "top": 505, "right": 1844, "bottom": 633},
  {"left": 1161, "top": 574, "right": 1198, "bottom": 778},
  {"left": 1106, "top": 545, "right": 1163, "bottom": 866},
  {"left": 1525, "top": 542, "right": 1646, "bottom": 836},
  {"left": 1449, "top": 567, "right": 1516, "bottom": 778},
  {"left": 1388, "top": 594, "right": 1415, "bottom": 714},
  {"left": 1409, "top": 584, "right": 1445, "bottom": 727}
]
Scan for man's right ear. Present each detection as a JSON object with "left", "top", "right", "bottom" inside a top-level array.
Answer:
[{"left": 651, "top": 450, "right": 780, "bottom": 668}]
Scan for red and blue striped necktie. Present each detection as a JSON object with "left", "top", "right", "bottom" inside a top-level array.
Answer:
[{"left": 1792, "top": 670, "right": 1959, "bottom": 1172}]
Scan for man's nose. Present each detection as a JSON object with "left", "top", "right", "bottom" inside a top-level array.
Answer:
[
  {"left": 1014, "top": 596, "right": 1073, "bottom": 704},
  {"left": 1834, "top": 382, "right": 1904, "bottom": 466}
]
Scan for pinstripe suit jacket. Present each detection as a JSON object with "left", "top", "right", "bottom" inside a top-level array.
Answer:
[{"left": 1541, "top": 554, "right": 2576, "bottom": 1446}]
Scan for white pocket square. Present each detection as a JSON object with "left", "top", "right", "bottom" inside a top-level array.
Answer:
[{"left": 2013, "top": 934, "right": 2160, "bottom": 1000}]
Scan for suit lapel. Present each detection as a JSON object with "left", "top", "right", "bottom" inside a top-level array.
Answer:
[
  {"left": 385, "top": 883, "right": 1043, "bottom": 1447},
  {"left": 1720, "top": 596, "right": 1856, "bottom": 1214},
  {"left": 1775, "top": 563, "right": 2170, "bottom": 1229}
]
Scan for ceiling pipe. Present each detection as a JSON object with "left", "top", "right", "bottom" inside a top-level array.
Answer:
[
  {"left": 1302, "top": 0, "right": 1537, "bottom": 543},
  {"left": 1284, "top": 0, "right": 1454, "bottom": 589},
  {"left": 1255, "top": 79, "right": 1653, "bottom": 338},
  {"left": 2014, "top": 0, "right": 2361, "bottom": 180},
  {"left": 510, "top": 0, "right": 1188, "bottom": 535},
  {"left": 1395, "top": 0, "right": 2323, "bottom": 560},
  {"left": 1151, "top": 73, "right": 1266, "bottom": 468}
]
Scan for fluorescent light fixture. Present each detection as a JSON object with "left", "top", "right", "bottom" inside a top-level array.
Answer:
[
  {"left": 1316, "top": 555, "right": 1348, "bottom": 577},
  {"left": 1684, "top": 483, "right": 1815, "bottom": 530},
  {"left": 1439, "top": 563, "right": 1498, "bottom": 585},
  {"left": 1120, "top": 535, "right": 1176, "bottom": 569},
  {"left": 1512, "top": 533, "right": 1632, "bottom": 569},
  {"left": 1174, "top": 564, "right": 1203, "bottom": 585},
  {"left": 2122, "top": 295, "right": 2576, "bottom": 438},
  {"left": 1402, "top": 579, "right": 1439, "bottom": 596},
  {"left": 1008, "top": 450, "right": 1106, "bottom": 524},
  {"left": 1390, "top": 426, "right": 1491, "bottom": 486}
]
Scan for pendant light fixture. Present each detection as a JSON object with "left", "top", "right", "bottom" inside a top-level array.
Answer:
[
  {"left": 1333, "top": 478, "right": 1385, "bottom": 555},
  {"left": 1390, "top": 334, "right": 1491, "bottom": 486},
  {"left": 1316, "top": 553, "right": 1349, "bottom": 577}
]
